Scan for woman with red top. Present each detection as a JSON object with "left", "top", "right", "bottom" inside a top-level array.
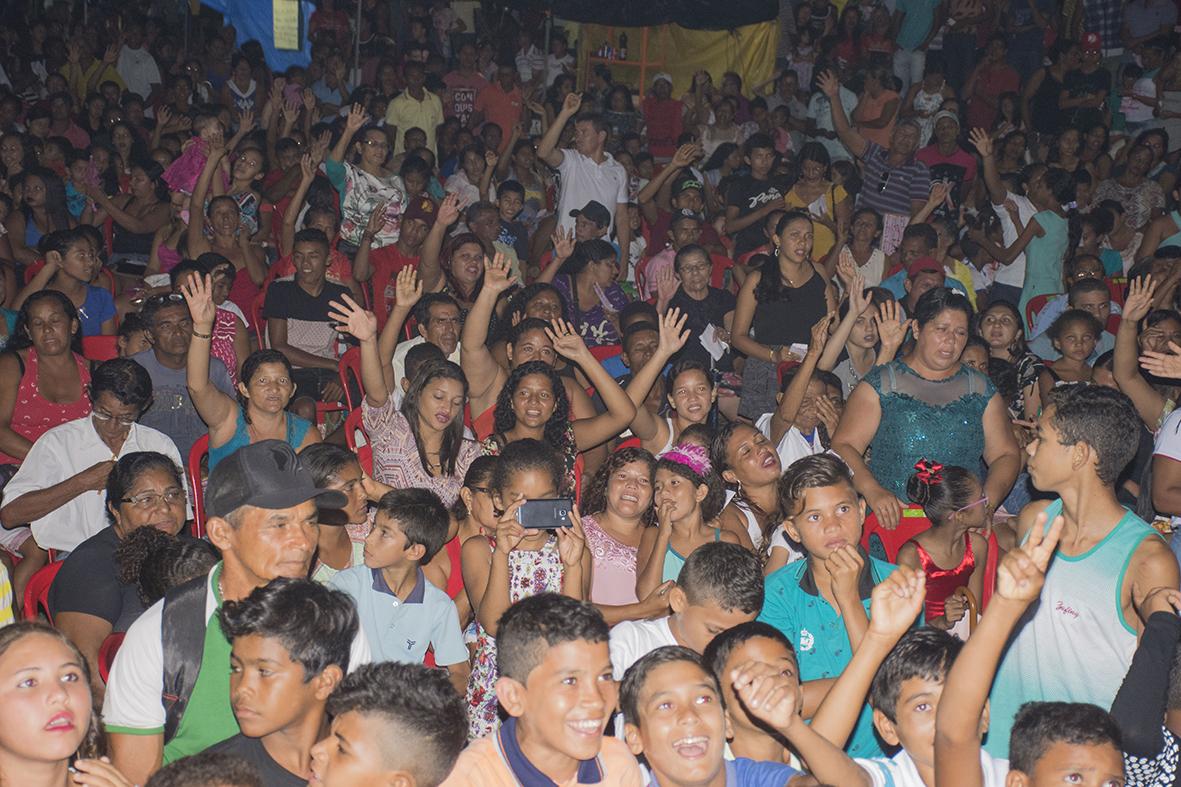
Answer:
[
  {"left": 0, "top": 290, "right": 91, "bottom": 618},
  {"left": 832, "top": 6, "right": 864, "bottom": 70},
  {"left": 895, "top": 461, "right": 990, "bottom": 638},
  {"left": 965, "top": 35, "right": 1022, "bottom": 133}
]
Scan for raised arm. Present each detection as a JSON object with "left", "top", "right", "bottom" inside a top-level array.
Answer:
[
  {"left": 637, "top": 143, "right": 697, "bottom": 225},
  {"left": 770, "top": 314, "right": 834, "bottom": 446},
  {"left": 373, "top": 267, "right": 424, "bottom": 401},
  {"left": 419, "top": 193, "right": 461, "bottom": 292},
  {"left": 626, "top": 308, "right": 689, "bottom": 446},
  {"left": 968, "top": 127, "right": 1008, "bottom": 207},
  {"left": 537, "top": 226, "right": 575, "bottom": 285},
  {"left": 547, "top": 320, "right": 637, "bottom": 450},
  {"left": 329, "top": 103, "right": 368, "bottom": 164},
  {"left": 179, "top": 274, "right": 238, "bottom": 441},
  {"left": 327, "top": 294, "right": 387, "bottom": 405},
  {"left": 1115, "top": 276, "right": 1168, "bottom": 427},
  {"left": 935, "top": 513, "right": 1064, "bottom": 787},
  {"left": 818, "top": 273, "right": 868, "bottom": 370},
  {"left": 818, "top": 70, "right": 867, "bottom": 160},
  {"left": 280, "top": 153, "right": 320, "bottom": 258},
  {"left": 186, "top": 143, "right": 227, "bottom": 257},
  {"left": 461, "top": 253, "right": 516, "bottom": 405},
  {"left": 537, "top": 91, "right": 582, "bottom": 168},
  {"left": 349, "top": 202, "right": 388, "bottom": 284}
]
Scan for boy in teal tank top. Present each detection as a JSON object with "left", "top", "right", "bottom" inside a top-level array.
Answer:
[{"left": 986, "top": 386, "right": 1180, "bottom": 758}]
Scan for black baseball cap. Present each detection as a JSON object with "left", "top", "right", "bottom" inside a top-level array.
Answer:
[
  {"left": 569, "top": 200, "right": 611, "bottom": 228},
  {"left": 205, "top": 440, "right": 347, "bottom": 519}
]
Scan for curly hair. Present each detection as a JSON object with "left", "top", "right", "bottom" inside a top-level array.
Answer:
[
  {"left": 492, "top": 283, "right": 568, "bottom": 344},
  {"left": 580, "top": 446, "right": 657, "bottom": 527},
  {"left": 492, "top": 360, "right": 574, "bottom": 458},
  {"left": 115, "top": 528, "right": 220, "bottom": 606}
]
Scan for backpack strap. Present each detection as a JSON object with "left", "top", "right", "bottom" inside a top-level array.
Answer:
[{"left": 161, "top": 573, "right": 210, "bottom": 744}]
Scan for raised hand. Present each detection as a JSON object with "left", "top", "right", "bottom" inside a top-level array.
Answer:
[
  {"left": 671, "top": 143, "right": 700, "bottom": 169},
  {"left": 393, "top": 266, "right": 423, "bottom": 310},
  {"left": 1124, "top": 274, "right": 1157, "bottom": 323},
  {"left": 483, "top": 252, "right": 515, "bottom": 295},
  {"left": 546, "top": 319, "right": 590, "bottom": 362},
  {"left": 817, "top": 70, "right": 841, "bottom": 98},
  {"left": 816, "top": 394, "right": 841, "bottom": 435},
  {"left": 328, "top": 295, "right": 378, "bottom": 343},
  {"left": 551, "top": 225, "right": 575, "bottom": 261},
  {"left": 995, "top": 512, "right": 1064, "bottom": 603},
  {"left": 345, "top": 102, "right": 369, "bottom": 132},
  {"left": 484, "top": 148, "right": 499, "bottom": 169},
  {"left": 654, "top": 266, "right": 679, "bottom": 305},
  {"left": 362, "top": 201, "right": 387, "bottom": 241},
  {"left": 303, "top": 87, "right": 318, "bottom": 113},
  {"left": 847, "top": 272, "right": 870, "bottom": 316},
  {"left": 561, "top": 91, "right": 582, "bottom": 115},
  {"left": 927, "top": 180, "right": 952, "bottom": 207},
  {"left": 835, "top": 254, "right": 856, "bottom": 289},
  {"left": 968, "top": 127, "right": 993, "bottom": 158},
  {"left": 311, "top": 129, "right": 332, "bottom": 162},
  {"left": 437, "top": 193, "right": 461, "bottom": 227},
  {"left": 298, "top": 153, "right": 317, "bottom": 183},
  {"left": 656, "top": 307, "right": 691, "bottom": 359},
  {"left": 730, "top": 660, "right": 801, "bottom": 732},
  {"left": 556, "top": 503, "right": 587, "bottom": 567},
  {"left": 1140, "top": 340, "right": 1181, "bottom": 379},
  {"left": 238, "top": 108, "right": 256, "bottom": 133},
  {"left": 868, "top": 564, "right": 926, "bottom": 638},
  {"left": 179, "top": 273, "right": 217, "bottom": 328},
  {"left": 807, "top": 312, "right": 835, "bottom": 357},
  {"left": 875, "top": 299, "right": 911, "bottom": 353}
]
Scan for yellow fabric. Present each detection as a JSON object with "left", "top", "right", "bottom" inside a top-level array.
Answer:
[
  {"left": 575, "top": 22, "right": 779, "bottom": 100},
  {"left": 785, "top": 183, "right": 849, "bottom": 260},
  {"left": 60, "top": 61, "right": 125, "bottom": 101},
  {"left": 0, "top": 563, "right": 12, "bottom": 627},
  {"left": 385, "top": 90, "right": 445, "bottom": 155}
]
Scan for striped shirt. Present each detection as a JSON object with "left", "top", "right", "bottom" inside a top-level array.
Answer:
[{"left": 856, "top": 142, "right": 931, "bottom": 218}]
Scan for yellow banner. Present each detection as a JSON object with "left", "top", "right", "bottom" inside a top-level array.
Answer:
[{"left": 273, "top": 0, "right": 301, "bottom": 51}]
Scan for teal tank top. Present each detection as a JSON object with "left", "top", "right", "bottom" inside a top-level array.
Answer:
[
  {"left": 208, "top": 408, "right": 313, "bottom": 471},
  {"left": 662, "top": 529, "right": 722, "bottom": 582},
  {"left": 1160, "top": 210, "right": 1181, "bottom": 252},
  {"left": 1018, "top": 210, "right": 1069, "bottom": 332}
]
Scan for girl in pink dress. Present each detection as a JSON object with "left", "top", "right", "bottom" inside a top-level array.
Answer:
[{"left": 578, "top": 446, "right": 657, "bottom": 607}]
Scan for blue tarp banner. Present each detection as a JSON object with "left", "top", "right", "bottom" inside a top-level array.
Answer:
[{"left": 202, "top": 0, "right": 315, "bottom": 70}]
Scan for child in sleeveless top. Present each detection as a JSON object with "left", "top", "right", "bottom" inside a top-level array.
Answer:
[
  {"left": 896, "top": 460, "right": 990, "bottom": 636},
  {"left": 636, "top": 443, "right": 743, "bottom": 598},
  {"left": 1037, "top": 309, "right": 1101, "bottom": 399}
]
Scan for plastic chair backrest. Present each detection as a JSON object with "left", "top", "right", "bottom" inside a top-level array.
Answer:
[
  {"left": 82, "top": 335, "right": 119, "bottom": 362},
  {"left": 1024, "top": 294, "right": 1053, "bottom": 332},
  {"left": 98, "top": 631, "right": 126, "bottom": 683},
  {"left": 339, "top": 347, "right": 364, "bottom": 411},
  {"left": 860, "top": 505, "right": 933, "bottom": 563},
  {"left": 22, "top": 560, "right": 63, "bottom": 621},
  {"left": 344, "top": 408, "right": 373, "bottom": 475},
  {"left": 188, "top": 434, "right": 209, "bottom": 538},
  {"left": 589, "top": 344, "right": 622, "bottom": 363}
]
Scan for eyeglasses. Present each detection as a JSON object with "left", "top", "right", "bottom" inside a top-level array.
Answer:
[
  {"left": 120, "top": 489, "right": 186, "bottom": 509},
  {"left": 953, "top": 495, "right": 989, "bottom": 516},
  {"left": 146, "top": 293, "right": 185, "bottom": 307},
  {"left": 469, "top": 486, "right": 492, "bottom": 496},
  {"left": 92, "top": 408, "right": 138, "bottom": 426},
  {"left": 876, "top": 170, "right": 892, "bottom": 194}
]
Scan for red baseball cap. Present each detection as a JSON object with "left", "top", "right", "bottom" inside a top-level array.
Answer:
[
  {"left": 404, "top": 195, "right": 437, "bottom": 228},
  {"left": 907, "top": 256, "right": 943, "bottom": 278},
  {"left": 1082, "top": 32, "right": 1102, "bottom": 52}
]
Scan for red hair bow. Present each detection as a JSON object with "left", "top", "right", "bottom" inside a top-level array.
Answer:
[{"left": 914, "top": 459, "right": 944, "bottom": 485}]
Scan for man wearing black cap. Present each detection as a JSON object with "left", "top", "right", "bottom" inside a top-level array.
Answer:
[
  {"left": 637, "top": 142, "right": 723, "bottom": 254},
  {"left": 103, "top": 440, "right": 369, "bottom": 785}
]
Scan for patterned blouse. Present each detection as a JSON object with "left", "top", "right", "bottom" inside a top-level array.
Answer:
[
  {"left": 325, "top": 159, "right": 406, "bottom": 248},
  {"left": 362, "top": 396, "right": 482, "bottom": 507}
]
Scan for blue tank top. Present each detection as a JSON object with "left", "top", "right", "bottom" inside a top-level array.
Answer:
[
  {"left": 24, "top": 216, "right": 43, "bottom": 248},
  {"left": 662, "top": 528, "right": 721, "bottom": 582},
  {"left": 1160, "top": 210, "right": 1181, "bottom": 251},
  {"left": 208, "top": 408, "right": 313, "bottom": 471}
]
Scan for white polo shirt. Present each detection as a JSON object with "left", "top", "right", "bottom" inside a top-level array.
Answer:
[
  {"left": 555, "top": 148, "right": 629, "bottom": 237},
  {"left": 3, "top": 416, "right": 186, "bottom": 552}
]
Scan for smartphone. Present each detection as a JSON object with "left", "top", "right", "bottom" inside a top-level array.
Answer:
[{"left": 516, "top": 498, "right": 574, "bottom": 529}]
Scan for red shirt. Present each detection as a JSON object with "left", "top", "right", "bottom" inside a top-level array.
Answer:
[
  {"left": 369, "top": 245, "right": 420, "bottom": 330},
  {"left": 642, "top": 97, "right": 684, "bottom": 159},
  {"left": 474, "top": 83, "right": 523, "bottom": 151},
  {"left": 442, "top": 71, "right": 488, "bottom": 126}
]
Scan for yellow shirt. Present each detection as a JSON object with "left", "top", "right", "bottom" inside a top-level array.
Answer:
[
  {"left": 0, "top": 563, "right": 13, "bottom": 627},
  {"left": 786, "top": 182, "right": 849, "bottom": 261},
  {"left": 60, "top": 61, "right": 125, "bottom": 101},
  {"left": 441, "top": 732, "right": 644, "bottom": 786},
  {"left": 385, "top": 88, "right": 445, "bottom": 156}
]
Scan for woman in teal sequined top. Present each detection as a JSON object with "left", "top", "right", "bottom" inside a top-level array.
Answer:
[{"left": 832, "top": 287, "right": 1022, "bottom": 529}]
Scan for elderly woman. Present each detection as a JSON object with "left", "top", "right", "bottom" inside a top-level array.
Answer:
[
  {"left": 832, "top": 287, "right": 1021, "bottom": 528},
  {"left": 47, "top": 451, "right": 188, "bottom": 698},
  {"left": 1092, "top": 144, "right": 1166, "bottom": 231}
]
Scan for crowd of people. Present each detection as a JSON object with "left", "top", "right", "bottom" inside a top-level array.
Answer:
[{"left": 2, "top": 0, "right": 1181, "bottom": 784}]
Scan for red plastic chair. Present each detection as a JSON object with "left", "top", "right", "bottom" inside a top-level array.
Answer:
[
  {"left": 98, "top": 631, "right": 125, "bottom": 683},
  {"left": 589, "top": 344, "right": 622, "bottom": 363},
  {"left": 859, "top": 505, "right": 933, "bottom": 563},
  {"left": 1108, "top": 276, "right": 1127, "bottom": 308},
  {"left": 1024, "top": 294, "right": 1053, "bottom": 332},
  {"left": 338, "top": 347, "right": 364, "bottom": 411},
  {"left": 82, "top": 335, "right": 119, "bottom": 362},
  {"left": 22, "top": 560, "right": 63, "bottom": 621},
  {"left": 188, "top": 434, "right": 209, "bottom": 538},
  {"left": 344, "top": 408, "right": 373, "bottom": 475}
]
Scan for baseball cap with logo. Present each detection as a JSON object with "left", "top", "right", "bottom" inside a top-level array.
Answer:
[
  {"left": 205, "top": 440, "right": 347, "bottom": 519},
  {"left": 570, "top": 200, "right": 611, "bottom": 228},
  {"left": 673, "top": 176, "right": 704, "bottom": 197},
  {"left": 1082, "top": 32, "right": 1102, "bottom": 53},
  {"left": 907, "top": 256, "right": 944, "bottom": 278},
  {"left": 404, "top": 196, "right": 438, "bottom": 228}
]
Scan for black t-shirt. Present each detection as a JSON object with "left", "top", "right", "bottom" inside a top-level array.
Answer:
[
  {"left": 726, "top": 175, "right": 793, "bottom": 256},
  {"left": 263, "top": 279, "right": 353, "bottom": 364},
  {"left": 669, "top": 286, "right": 738, "bottom": 370},
  {"left": 48, "top": 527, "right": 144, "bottom": 632},
  {"left": 207, "top": 735, "right": 305, "bottom": 787},
  {"left": 1064, "top": 67, "right": 1112, "bottom": 130}
]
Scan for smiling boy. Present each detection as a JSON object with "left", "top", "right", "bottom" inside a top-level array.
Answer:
[
  {"left": 759, "top": 454, "right": 899, "bottom": 757},
  {"left": 442, "top": 593, "right": 643, "bottom": 786}
]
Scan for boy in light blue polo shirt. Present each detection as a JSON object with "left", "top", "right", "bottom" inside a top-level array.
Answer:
[
  {"left": 758, "top": 454, "right": 898, "bottom": 758},
  {"left": 330, "top": 488, "right": 470, "bottom": 695}
]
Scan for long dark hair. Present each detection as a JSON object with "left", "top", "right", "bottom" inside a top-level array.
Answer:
[
  {"left": 558, "top": 238, "right": 617, "bottom": 278},
  {"left": 238, "top": 350, "right": 296, "bottom": 422},
  {"left": 755, "top": 210, "right": 814, "bottom": 303},
  {"left": 400, "top": 358, "right": 469, "bottom": 476},
  {"left": 493, "top": 360, "right": 574, "bottom": 458},
  {"left": 8, "top": 288, "right": 83, "bottom": 355},
  {"left": 580, "top": 446, "right": 657, "bottom": 527},
  {"left": 22, "top": 166, "right": 72, "bottom": 234},
  {"left": 492, "top": 283, "right": 567, "bottom": 345},
  {"left": 710, "top": 421, "right": 783, "bottom": 549},
  {"left": 442, "top": 233, "right": 485, "bottom": 303}
]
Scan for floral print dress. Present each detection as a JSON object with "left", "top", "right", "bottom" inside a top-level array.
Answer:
[{"left": 465, "top": 535, "right": 564, "bottom": 739}]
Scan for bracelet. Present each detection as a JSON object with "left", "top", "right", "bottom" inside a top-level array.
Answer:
[
  {"left": 192, "top": 328, "right": 213, "bottom": 339},
  {"left": 768, "top": 346, "right": 777, "bottom": 363}
]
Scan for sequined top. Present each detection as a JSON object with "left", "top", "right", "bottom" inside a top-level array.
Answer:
[
  {"left": 581, "top": 514, "right": 639, "bottom": 605},
  {"left": 864, "top": 360, "right": 994, "bottom": 498},
  {"left": 913, "top": 532, "right": 976, "bottom": 621}
]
